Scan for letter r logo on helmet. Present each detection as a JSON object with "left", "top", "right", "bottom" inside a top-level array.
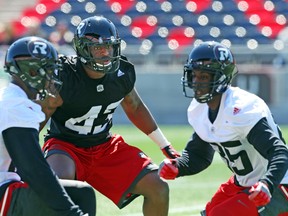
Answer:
[
  {"left": 218, "top": 47, "right": 230, "bottom": 61},
  {"left": 32, "top": 42, "right": 48, "bottom": 54},
  {"left": 28, "top": 41, "right": 50, "bottom": 58}
]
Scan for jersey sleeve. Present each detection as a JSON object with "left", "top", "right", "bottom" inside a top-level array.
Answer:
[
  {"left": 0, "top": 98, "right": 44, "bottom": 132},
  {"left": 119, "top": 55, "right": 136, "bottom": 93},
  {"left": 247, "top": 117, "right": 288, "bottom": 193},
  {"left": 176, "top": 132, "right": 215, "bottom": 176}
]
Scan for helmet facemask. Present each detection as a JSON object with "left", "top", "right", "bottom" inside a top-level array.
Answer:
[
  {"left": 75, "top": 35, "right": 121, "bottom": 73},
  {"left": 182, "top": 61, "right": 229, "bottom": 103},
  {"left": 8, "top": 57, "right": 62, "bottom": 100}
]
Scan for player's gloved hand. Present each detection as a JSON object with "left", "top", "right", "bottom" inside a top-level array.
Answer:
[
  {"left": 248, "top": 181, "right": 272, "bottom": 207},
  {"left": 158, "top": 158, "right": 178, "bottom": 180},
  {"left": 161, "top": 145, "right": 180, "bottom": 159}
]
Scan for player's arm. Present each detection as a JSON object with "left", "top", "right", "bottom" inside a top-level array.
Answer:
[
  {"left": 248, "top": 117, "right": 288, "bottom": 192},
  {"left": 121, "top": 88, "right": 180, "bottom": 158},
  {"left": 2, "top": 127, "right": 85, "bottom": 215},
  {"left": 36, "top": 94, "right": 63, "bottom": 131},
  {"left": 177, "top": 132, "right": 215, "bottom": 176},
  {"left": 121, "top": 88, "right": 157, "bottom": 133},
  {"left": 159, "top": 132, "right": 215, "bottom": 179},
  {"left": 247, "top": 117, "right": 288, "bottom": 206}
]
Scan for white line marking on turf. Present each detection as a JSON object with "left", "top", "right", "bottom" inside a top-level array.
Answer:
[{"left": 125, "top": 204, "right": 204, "bottom": 216}]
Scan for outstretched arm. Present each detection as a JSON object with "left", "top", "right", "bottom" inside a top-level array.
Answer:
[
  {"left": 159, "top": 132, "right": 215, "bottom": 179},
  {"left": 121, "top": 88, "right": 180, "bottom": 158}
]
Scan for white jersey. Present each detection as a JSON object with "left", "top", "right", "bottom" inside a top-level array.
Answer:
[
  {"left": 0, "top": 83, "right": 45, "bottom": 186},
  {"left": 187, "top": 86, "right": 288, "bottom": 187}
]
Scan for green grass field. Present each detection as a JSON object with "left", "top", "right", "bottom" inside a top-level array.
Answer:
[{"left": 40, "top": 124, "right": 288, "bottom": 216}]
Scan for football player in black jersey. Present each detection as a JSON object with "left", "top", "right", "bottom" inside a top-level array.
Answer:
[
  {"left": 0, "top": 36, "right": 95, "bottom": 216},
  {"left": 158, "top": 41, "right": 288, "bottom": 215},
  {"left": 39, "top": 16, "right": 180, "bottom": 216}
]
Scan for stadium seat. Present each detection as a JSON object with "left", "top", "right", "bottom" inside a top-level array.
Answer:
[{"left": 11, "top": 0, "right": 288, "bottom": 53}]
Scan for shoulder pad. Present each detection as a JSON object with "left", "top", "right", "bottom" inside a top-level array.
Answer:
[
  {"left": 58, "top": 54, "right": 67, "bottom": 63},
  {"left": 222, "top": 88, "right": 268, "bottom": 135},
  {"left": 120, "top": 55, "right": 135, "bottom": 67},
  {"left": 60, "top": 55, "right": 78, "bottom": 72},
  {"left": 120, "top": 55, "right": 128, "bottom": 61}
]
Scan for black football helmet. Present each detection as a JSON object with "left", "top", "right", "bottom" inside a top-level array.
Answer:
[
  {"left": 182, "top": 41, "right": 238, "bottom": 103},
  {"left": 4, "top": 36, "right": 62, "bottom": 100},
  {"left": 73, "top": 16, "right": 121, "bottom": 73}
]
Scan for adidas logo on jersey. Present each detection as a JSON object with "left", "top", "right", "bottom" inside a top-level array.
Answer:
[
  {"left": 233, "top": 107, "right": 241, "bottom": 115},
  {"left": 117, "top": 70, "right": 125, "bottom": 77}
]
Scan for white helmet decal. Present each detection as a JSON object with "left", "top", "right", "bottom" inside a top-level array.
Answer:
[
  {"left": 28, "top": 40, "right": 51, "bottom": 58},
  {"left": 218, "top": 47, "right": 229, "bottom": 61},
  {"left": 32, "top": 41, "right": 48, "bottom": 55}
]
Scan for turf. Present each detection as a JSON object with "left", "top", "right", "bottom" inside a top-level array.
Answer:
[{"left": 40, "top": 124, "right": 288, "bottom": 216}]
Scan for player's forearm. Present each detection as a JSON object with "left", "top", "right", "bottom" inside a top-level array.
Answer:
[
  {"left": 248, "top": 118, "right": 288, "bottom": 193},
  {"left": 126, "top": 104, "right": 158, "bottom": 135},
  {"left": 176, "top": 149, "right": 213, "bottom": 176},
  {"left": 175, "top": 133, "right": 215, "bottom": 176},
  {"left": 261, "top": 145, "right": 288, "bottom": 193}
]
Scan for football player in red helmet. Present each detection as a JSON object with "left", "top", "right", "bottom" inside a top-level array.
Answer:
[
  {"left": 159, "top": 41, "right": 288, "bottom": 216},
  {"left": 0, "top": 36, "right": 95, "bottom": 216}
]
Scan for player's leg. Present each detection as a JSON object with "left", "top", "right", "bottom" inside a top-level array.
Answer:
[
  {"left": 3, "top": 181, "right": 60, "bottom": 216},
  {"left": 46, "top": 153, "right": 76, "bottom": 179},
  {"left": 43, "top": 138, "right": 77, "bottom": 180},
  {"left": 82, "top": 134, "right": 169, "bottom": 216},
  {"left": 60, "top": 179, "right": 96, "bottom": 216},
  {"left": 42, "top": 139, "right": 96, "bottom": 215},
  {"left": 43, "top": 138, "right": 98, "bottom": 214},
  {"left": 112, "top": 135, "right": 169, "bottom": 216},
  {"left": 205, "top": 176, "right": 258, "bottom": 216},
  {"left": 45, "top": 135, "right": 169, "bottom": 215},
  {"left": 3, "top": 180, "right": 96, "bottom": 216},
  {"left": 0, "top": 181, "right": 28, "bottom": 216},
  {"left": 208, "top": 193, "right": 258, "bottom": 216},
  {"left": 131, "top": 170, "right": 169, "bottom": 216},
  {"left": 8, "top": 184, "right": 62, "bottom": 216}
]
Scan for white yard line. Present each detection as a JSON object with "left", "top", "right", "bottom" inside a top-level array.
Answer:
[{"left": 125, "top": 204, "right": 204, "bottom": 216}]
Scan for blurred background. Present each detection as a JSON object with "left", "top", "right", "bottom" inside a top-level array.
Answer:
[{"left": 0, "top": 0, "right": 288, "bottom": 124}]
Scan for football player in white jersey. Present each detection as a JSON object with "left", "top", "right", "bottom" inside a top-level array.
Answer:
[
  {"left": 158, "top": 41, "right": 288, "bottom": 216},
  {"left": 0, "top": 36, "right": 95, "bottom": 216}
]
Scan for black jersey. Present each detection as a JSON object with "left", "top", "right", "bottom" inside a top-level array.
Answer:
[{"left": 44, "top": 55, "right": 136, "bottom": 147}]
